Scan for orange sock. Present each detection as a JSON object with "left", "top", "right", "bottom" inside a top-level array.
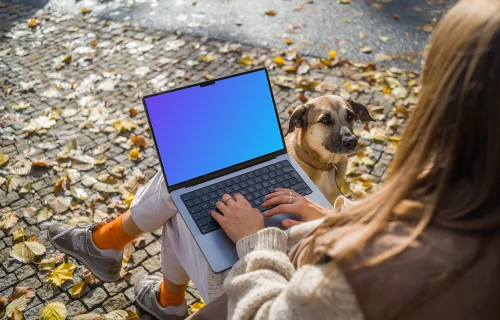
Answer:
[
  {"left": 159, "top": 281, "right": 186, "bottom": 308},
  {"left": 92, "top": 215, "right": 136, "bottom": 251}
]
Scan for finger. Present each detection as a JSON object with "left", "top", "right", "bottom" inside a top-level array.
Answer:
[
  {"left": 216, "top": 201, "right": 230, "bottom": 215},
  {"left": 211, "top": 210, "right": 226, "bottom": 224},
  {"left": 282, "top": 219, "right": 303, "bottom": 229},
  {"left": 264, "top": 191, "right": 290, "bottom": 199},
  {"left": 262, "top": 195, "right": 290, "bottom": 208},
  {"left": 264, "top": 204, "right": 297, "bottom": 216},
  {"left": 221, "top": 194, "right": 235, "bottom": 206},
  {"left": 233, "top": 193, "right": 251, "bottom": 207}
]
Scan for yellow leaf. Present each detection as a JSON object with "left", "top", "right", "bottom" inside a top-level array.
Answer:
[
  {"left": 6, "top": 176, "right": 21, "bottom": 193},
  {"left": 127, "top": 148, "right": 141, "bottom": 161},
  {"left": 113, "top": 120, "right": 137, "bottom": 132},
  {"left": 265, "top": 10, "right": 277, "bottom": 16},
  {"left": 9, "top": 241, "right": 46, "bottom": 263},
  {"left": 273, "top": 56, "right": 284, "bottom": 66},
  {"left": 70, "top": 282, "right": 85, "bottom": 297},
  {"left": 27, "top": 18, "right": 38, "bottom": 28},
  {"left": 48, "top": 263, "right": 76, "bottom": 287},
  {"left": 62, "top": 55, "right": 72, "bottom": 64},
  {"left": 328, "top": 50, "right": 337, "bottom": 59},
  {"left": 11, "top": 309, "right": 23, "bottom": 320},
  {"left": 130, "top": 136, "right": 147, "bottom": 148},
  {"left": 57, "top": 139, "right": 77, "bottom": 159},
  {"left": 5, "top": 296, "right": 27, "bottom": 318},
  {"left": 70, "top": 187, "right": 88, "bottom": 201},
  {"left": 12, "top": 228, "right": 25, "bottom": 241},
  {"left": 91, "top": 40, "right": 98, "bottom": 48},
  {"left": 284, "top": 38, "right": 293, "bottom": 45},
  {"left": 200, "top": 54, "right": 216, "bottom": 63},
  {"left": 80, "top": 7, "right": 92, "bottom": 14},
  {"left": 0, "top": 153, "right": 9, "bottom": 166},
  {"left": 0, "top": 210, "right": 18, "bottom": 229},
  {"left": 239, "top": 57, "right": 254, "bottom": 66},
  {"left": 123, "top": 193, "right": 134, "bottom": 207},
  {"left": 0, "top": 297, "right": 5, "bottom": 318},
  {"left": 339, "top": 0, "right": 352, "bottom": 3},
  {"left": 39, "top": 302, "right": 67, "bottom": 320},
  {"left": 189, "top": 297, "right": 206, "bottom": 313},
  {"left": 37, "top": 208, "right": 53, "bottom": 223},
  {"left": 388, "top": 136, "right": 400, "bottom": 142}
]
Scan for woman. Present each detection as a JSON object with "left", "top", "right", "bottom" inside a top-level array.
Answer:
[{"left": 202, "top": 0, "right": 500, "bottom": 318}]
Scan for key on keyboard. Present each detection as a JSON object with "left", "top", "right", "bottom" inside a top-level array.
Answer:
[{"left": 180, "top": 160, "right": 312, "bottom": 234}]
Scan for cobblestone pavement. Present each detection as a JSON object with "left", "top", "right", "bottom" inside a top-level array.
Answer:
[{"left": 0, "top": 1, "right": 419, "bottom": 319}]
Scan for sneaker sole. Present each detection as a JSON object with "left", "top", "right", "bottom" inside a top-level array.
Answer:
[
  {"left": 134, "top": 296, "right": 190, "bottom": 320},
  {"left": 49, "top": 236, "right": 121, "bottom": 282}
]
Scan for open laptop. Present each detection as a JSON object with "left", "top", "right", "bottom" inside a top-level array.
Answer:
[{"left": 143, "top": 68, "right": 331, "bottom": 272}]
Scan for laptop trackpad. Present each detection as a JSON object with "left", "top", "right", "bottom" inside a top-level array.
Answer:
[{"left": 264, "top": 213, "right": 300, "bottom": 230}]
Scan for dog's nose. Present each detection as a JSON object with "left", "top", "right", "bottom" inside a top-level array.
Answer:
[{"left": 342, "top": 136, "right": 358, "bottom": 149}]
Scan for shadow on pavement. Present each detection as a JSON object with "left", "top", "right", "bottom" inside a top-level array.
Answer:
[{"left": 0, "top": 0, "right": 50, "bottom": 39}]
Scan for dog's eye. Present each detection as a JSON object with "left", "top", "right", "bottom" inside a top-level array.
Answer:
[
  {"left": 321, "top": 117, "right": 330, "bottom": 123},
  {"left": 346, "top": 112, "right": 354, "bottom": 121}
]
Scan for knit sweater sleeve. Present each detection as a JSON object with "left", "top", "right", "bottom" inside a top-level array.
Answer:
[{"left": 223, "top": 227, "right": 364, "bottom": 320}]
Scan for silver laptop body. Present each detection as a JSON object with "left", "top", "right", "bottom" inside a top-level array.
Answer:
[{"left": 144, "top": 68, "right": 332, "bottom": 273}]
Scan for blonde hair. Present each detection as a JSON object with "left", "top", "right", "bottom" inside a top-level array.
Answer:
[{"left": 306, "top": 0, "right": 500, "bottom": 269}]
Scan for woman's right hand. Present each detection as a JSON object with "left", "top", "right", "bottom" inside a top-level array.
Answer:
[{"left": 261, "top": 188, "right": 330, "bottom": 228}]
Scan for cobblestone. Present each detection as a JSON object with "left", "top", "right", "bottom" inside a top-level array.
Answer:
[
  {"left": 103, "top": 293, "right": 130, "bottom": 312},
  {"left": 82, "top": 287, "right": 108, "bottom": 309}
]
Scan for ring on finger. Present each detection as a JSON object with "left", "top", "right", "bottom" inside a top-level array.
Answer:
[
  {"left": 288, "top": 191, "right": 293, "bottom": 204},
  {"left": 223, "top": 195, "right": 235, "bottom": 205}
]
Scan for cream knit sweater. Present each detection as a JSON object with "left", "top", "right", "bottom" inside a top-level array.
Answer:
[{"left": 207, "top": 220, "right": 364, "bottom": 320}]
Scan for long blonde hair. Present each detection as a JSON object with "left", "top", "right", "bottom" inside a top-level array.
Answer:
[{"left": 306, "top": 0, "right": 500, "bottom": 269}]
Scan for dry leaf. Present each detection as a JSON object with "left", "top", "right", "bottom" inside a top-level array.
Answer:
[
  {"left": 39, "top": 302, "right": 67, "bottom": 320},
  {"left": 82, "top": 269, "right": 98, "bottom": 285},
  {"left": 38, "top": 257, "right": 56, "bottom": 271},
  {"left": 130, "top": 136, "right": 147, "bottom": 148},
  {"left": 265, "top": 10, "right": 277, "bottom": 16},
  {"left": 8, "top": 287, "right": 35, "bottom": 302},
  {"left": 12, "top": 102, "right": 30, "bottom": 111},
  {"left": 12, "top": 228, "right": 25, "bottom": 241},
  {"left": 6, "top": 176, "right": 22, "bottom": 193},
  {"left": 48, "top": 262, "right": 76, "bottom": 287},
  {"left": 375, "top": 53, "right": 393, "bottom": 61},
  {"left": 113, "top": 120, "right": 137, "bottom": 132},
  {"left": 54, "top": 175, "right": 71, "bottom": 193},
  {"left": 0, "top": 153, "right": 9, "bottom": 166},
  {"left": 339, "top": 0, "right": 352, "bottom": 3},
  {"left": 129, "top": 108, "right": 138, "bottom": 117},
  {"left": 81, "top": 175, "right": 97, "bottom": 187},
  {"left": 360, "top": 46, "right": 373, "bottom": 53},
  {"left": 27, "top": 18, "right": 38, "bottom": 27},
  {"left": 0, "top": 209, "right": 18, "bottom": 229},
  {"left": 70, "top": 187, "right": 88, "bottom": 201},
  {"left": 47, "top": 197, "right": 71, "bottom": 214},
  {"left": 200, "top": 54, "right": 216, "bottom": 63},
  {"left": 0, "top": 298, "right": 5, "bottom": 318},
  {"left": 80, "top": 7, "right": 92, "bottom": 14},
  {"left": 393, "top": 14, "right": 400, "bottom": 20},
  {"left": 57, "top": 140, "right": 77, "bottom": 159},
  {"left": 104, "top": 310, "right": 139, "bottom": 320},
  {"left": 93, "top": 182, "right": 119, "bottom": 193},
  {"left": 273, "top": 56, "right": 285, "bottom": 66},
  {"left": 328, "top": 50, "right": 337, "bottom": 59},
  {"left": 9, "top": 241, "right": 46, "bottom": 263},
  {"left": 5, "top": 296, "right": 28, "bottom": 318},
  {"left": 73, "top": 314, "right": 104, "bottom": 320},
  {"left": 32, "top": 159, "right": 51, "bottom": 168},
  {"left": 70, "top": 282, "right": 85, "bottom": 297},
  {"left": 91, "top": 40, "right": 98, "bottom": 48},
  {"left": 189, "top": 297, "right": 206, "bottom": 313},
  {"left": 127, "top": 148, "right": 141, "bottom": 161},
  {"left": 11, "top": 309, "right": 23, "bottom": 320},
  {"left": 379, "top": 36, "right": 390, "bottom": 42},
  {"left": 298, "top": 93, "right": 308, "bottom": 102},
  {"left": 284, "top": 38, "right": 293, "bottom": 45},
  {"left": 110, "top": 165, "right": 126, "bottom": 177}
]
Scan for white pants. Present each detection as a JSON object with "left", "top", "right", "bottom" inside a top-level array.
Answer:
[{"left": 130, "top": 171, "right": 210, "bottom": 302}]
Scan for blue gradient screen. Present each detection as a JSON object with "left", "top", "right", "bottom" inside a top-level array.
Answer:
[{"left": 144, "top": 70, "right": 285, "bottom": 186}]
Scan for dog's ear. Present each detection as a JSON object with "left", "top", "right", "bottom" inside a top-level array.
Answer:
[
  {"left": 286, "top": 104, "right": 310, "bottom": 135},
  {"left": 348, "top": 99, "right": 375, "bottom": 122}
]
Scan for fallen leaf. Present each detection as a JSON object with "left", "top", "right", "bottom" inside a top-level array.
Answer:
[
  {"left": 104, "top": 310, "right": 139, "bottom": 320},
  {"left": 299, "top": 93, "right": 308, "bottom": 102},
  {"left": 82, "top": 269, "right": 98, "bottom": 285},
  {"left": 0, "top": 209, "right": 18, "bottom": 229},
  {"left": 48, "top": 262, "right": 76, "bottom": 287},
  {"left": 0, "top": 153, "right": 9, "bottom": 166},
  {"left": 70, "top": 187, "right": 88, "bottom": 201},
  {"left": 81, "top": 175, "right": 97, "bottom": 187},
  {"left": 32, "top": 159, "right": 51, "bottom": 168},
  {"left": 284, "top": 38, "right": 293, "bottom": 45},
  {"left": 110, "top": 165, "right": 126, "bottom": 177},
  {"left": 54, "top": 175, "right": 71, "bottom": 193},
  {"left": 328, "top": 50, "right": 337, "bottom": 59},
  {"left": 91, "top": 40, "right": 98, "bottom": 48},
  {"left": 393, "top": 86, "right": 409, "bottom": 98},
  {"left": 47, "top": 197, "right": 71, "bottom": 214},
  {"left": 57, "top": 139, "right": 77, "bottom": 159},
  {"left": 129, "top": 108, "right": 138, "bottom": 117},
  {"left": 359, "top": 32, "right": 367, "bottom": 39},
  {"left": 130, "top": 136, "right": 147, "bottom": 148},
  {"left": 39, "top": 302, "right": 67, "bottom": 320},
  {"left": 239, "top": 56, "right": 254, "bottom": 66},
  {"left": 360, "top": 46, "right": 373, "bottom": 53},
  {"left": 11, "top": 309, "right": 23, "bottom": 320},
  {"left": 200, "top": 54, "right": 216, "bottom": 63},
  {"left": 93, "top": 182, "right": 119, "bottom": 193},
  {"left": 393, "top": 14, "right": 400, "bottom": 20},
  {"left": 379, "top": 36, "right": 390, "bottom": 42},
  {"left": 273, "top": 56, "right": 285, "bottom": 66},
  {"left": 339, "top": 0, "right": 352, "bottom": 3},
  {"left": 27, "top": 18, "right": 38, "bottom": 28},
  {"left": 8, "top": 287, "right": 35, "bottom": 302},
  {"left": 70, "top": 282, "right": 86, "bottom": 297},
  {"left": 189, "top": 297, "right": 206, "bottom": 313},
  {"left": 38, "top": 257, "right": 56, "bottom": 271},
  {"left": 127, "top": 148, "right": 141, "bottom": 161},
  {"left": 375, "top": 53, "right": 393, "bottom": 61},
  {"left": 0, "top": 298, "right": 5, "bottom": 318},
  {"left": 6, "top": 176, "right": 22, "bottom": 192},
  {"left": 9, "top": 240, "right": 46, "bottom": 263},
  {"left": 62, "top": 55, "right": 72, "bottom": 64},
  {"left": 5, "top": 296, "right": 28, "bottom": 318},
  {"left": 19, "top": 183, "right": 32, "bottom": 195},
  {"left": 80, "top": 7, "right": 92, "bottom": 14},
  {"left": 72, "top": 313, "right": 104, "bottom": 320},
  {"left": 113, "top": 120, "right": 137, "bottom": 132},
  {"left": 12, "top": 102, "right": 30, "bottom": 111},
  {"left": 12, "top": 228, "right": 25, "bottom": 241},
  {"left": 265, "top": 10, "right": 277, "bottom": 16}
]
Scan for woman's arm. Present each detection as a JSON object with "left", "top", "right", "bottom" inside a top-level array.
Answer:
[{"left": 224, "top": 227, "right": 364, "bottom": 320}]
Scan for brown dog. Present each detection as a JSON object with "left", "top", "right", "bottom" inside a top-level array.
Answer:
[{"left": 285, "top": 95, "right": 374, "bottom": 205}]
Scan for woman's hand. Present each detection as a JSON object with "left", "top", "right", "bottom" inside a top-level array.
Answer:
[
  {"left": 262, "top": 188, "right": 330, "bottom": 228},
  {"left": 211, "top": 193, "right": 265, "bottom": 243}
]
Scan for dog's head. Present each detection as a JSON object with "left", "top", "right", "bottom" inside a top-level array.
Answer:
[{"left": 286, "top": 95, "right": 375, "bottom": 156}]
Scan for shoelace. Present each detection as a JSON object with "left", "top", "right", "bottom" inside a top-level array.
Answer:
[{"left": 51, "top": 221, "right": 97, "bottom": 241}]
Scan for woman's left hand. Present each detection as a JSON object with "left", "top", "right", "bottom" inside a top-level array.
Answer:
[{"left": 211, "top": 193, "right": 265, "bottom": 243}]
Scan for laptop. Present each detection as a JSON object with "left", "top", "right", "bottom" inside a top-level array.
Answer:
[{"left": 143, "top": 68, "right": 332, "bottom": 272}]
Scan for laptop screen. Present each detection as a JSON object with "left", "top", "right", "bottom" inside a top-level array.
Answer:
[{"left": 144, "top": 69, "right": 285, "bottom": 187}]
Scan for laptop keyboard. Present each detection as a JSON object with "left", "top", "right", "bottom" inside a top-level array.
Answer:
[{"left": 180, "top": 160, "right": 313, "bottom": 234}]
